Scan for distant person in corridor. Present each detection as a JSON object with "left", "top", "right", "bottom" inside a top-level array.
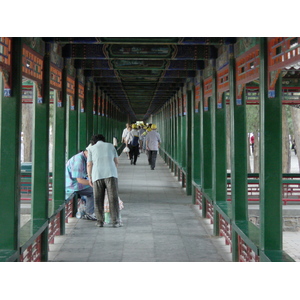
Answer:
[{"left": 146, "top": 124, "right": 161, "bottom": 170}]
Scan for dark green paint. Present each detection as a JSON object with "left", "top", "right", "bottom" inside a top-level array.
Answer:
[
  {"left": 259, "top": 38, "right": 282, "bottom": 253},
  {"left": 0, "top": 38, "right": 23, "bottom": 252},
  {"left": 32, "top": 50, "right": 50, "bottom": 223},
  {"left": 229, "top": 47, "right": 248, "bottom": 261},
  {"left": 185, "top": 89, "right": 193, "bottom": 195}
]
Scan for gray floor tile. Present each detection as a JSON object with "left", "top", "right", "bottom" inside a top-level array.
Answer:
[{"left": 49, "top": 153, "right": 230, "bottom": 262}]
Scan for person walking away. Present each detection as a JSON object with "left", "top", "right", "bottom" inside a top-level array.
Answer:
[
  {"left": 250, "top": 134, "right": 255, "bottom": 155},
  {"left": 143, "top": 127, "right": 152, "bottom": 160},
  {"left": 124, "top": 125, "right": 132, "bottom": 159},
  {"left": 125, "top": 124, "right": 140, "bottom": 165},
  {"left": 121, "top": 123, "right": 130, "bottom": 144},
  {"left": 139, "top": 125, "right": 146, "bottom": 153},
  {"left": 87, "top": 134, "right": 121, "bottom": 228},
  {"left": 121, "top": 123, "right": 130, "bottom": 158},
  {"left": 65, "top": 145, "right": 96, "bottom": 220},
  {"left": 146, "top": 124, "right": 161, "bottom": 170}
]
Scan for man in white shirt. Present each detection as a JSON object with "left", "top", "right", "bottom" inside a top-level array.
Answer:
[
  {"left": 87, "top": 134, "right": 121, "bottom": 228},
  {"left": 122, "top": 123, "right": 130, "bottom": 158},
  {"left": 121, "top": 123, "right": 130, "bottom": 143},
  {"left": 146, "top": 124, "right": 161, "bottom": 170}
]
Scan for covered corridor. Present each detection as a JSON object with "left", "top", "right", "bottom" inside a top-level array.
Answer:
[{"left": 2, "top": 37, "right": 300, "bottom": 264}]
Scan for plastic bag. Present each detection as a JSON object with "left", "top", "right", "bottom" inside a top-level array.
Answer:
[
  {"left": 123, "top": 146, "right": 130, "bottom": 153},
  {"left": 76, "top": 197, "right": 86, "bottom": 219}
]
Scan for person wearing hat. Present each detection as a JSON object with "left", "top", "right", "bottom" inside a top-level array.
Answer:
[
  {"left": 125, "top": 123, "right": 140, "bottom": 165},
  {"left": 146, "top": 124, "right": 161, "bottom": 170},
  {"left": 65, "top": 144, "right": 96, "bottom": 220}
]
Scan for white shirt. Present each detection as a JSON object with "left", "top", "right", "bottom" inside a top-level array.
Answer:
[
  {"left": 146, "top": 130, "right": 161, "bottom": 151},
  {"left": 125, "top": 129, "right": 139, "bottom": 144},
  {"left": 122, "top": 128, "right": 129, "bottom": 141},
  {"left": 87, "top": 141, "right": 118, "bottom": 182}
]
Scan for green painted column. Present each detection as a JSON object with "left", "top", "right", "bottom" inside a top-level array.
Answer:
[
  {"left": 0, "top": 38, "right": 22, "bottom": 256},
  {"left": 168, "top": 102, "right": 172, "bottom": 158},
  {"left": 185, "top": 87, "right": 193, "bottom": 195},
  {"left": 65, "top": 64, "right": 77, "bottom": 158},
  {"left": 52, "top": 68, "right": 67, "bottom": 213},
  {"left": 85, "top": 81, "right": 93, "bottom": 143},
  {"left": 215, "top": 93, "right": 227, "bottom": 203},
  {"left": 31, "top": 45, "right": 51, "bottom": 262},
  {"left": 78, "top": 97, "right": 87, "bottom": 151},
  {"left": 31, "top": 46, "right": 50, "bottom": 222},
  {"left": 93, "top": 88, "right": 98, "bottom": 135},
  {"left": 175, "top": 95, "right": 179, "bottom": 172},
  {"left": 168, "top": 103, "right": 172, "bottom": 159},
  {"left": 202, "top": 97, "right": 212, "bottom": 192},
  {"left": 201, "top": 94, "right": 212, "bottom": 220},
  {"left": 98, "top": 114, "right": 102, "bottom": 135},
  {"left": 171, "top": 98, "right": 175, "bottom": 166},
  {"left": 212, "top": 84, "right": 227, "bottom": 236},
  {"left": 181, "top": 92, "right": 186, "bottom": 171},
  {"left": 178, "top": 90, "right": 183, "bottom": 176},
  {"left": 211, "top": 63, "right": 227, "bottom": 236},
  {"left": 192, "top": 79, "right": 201, "bottom": 203},
  {"left": 229, "top": 45, "right": 248, "bottom": 261},
  {"left": 199, "top": 73, "right": 206, "bottom": 216},
  {"left": 93, "top": 112, "right": 98, "bottom": 135},
  {"left": 181, "top": 88, "right": 187, "bottom": 173},
  {"left": 259, "top": 38, "right": 282, "bottom": 259},
  {"left": 67, "top": 95, "right": 78, "bottom": 159}
]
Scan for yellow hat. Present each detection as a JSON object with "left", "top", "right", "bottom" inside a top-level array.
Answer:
[
  {"left": 146, "top": 128, "right": 152, "bottom": 132},
  {"left": 132, "top": 124, "right": 138, "bottom": 129},
  {"left": 151, "top": 124, "right": 157, "bottom": 129}
]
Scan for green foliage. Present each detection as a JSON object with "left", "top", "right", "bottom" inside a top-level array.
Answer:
[
  {"left": 246, "top": 104, "right": 294, "bottom": 136},
  {"left": 246, "top": 105, "right": 259, "bottom": 133},
  {"left": 284, "top": 105, "right": 294, "bottom": 135}
]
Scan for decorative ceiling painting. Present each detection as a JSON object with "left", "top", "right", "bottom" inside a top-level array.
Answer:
[{"left": 43, "top": 37, "right": 235, "bottom": 120}]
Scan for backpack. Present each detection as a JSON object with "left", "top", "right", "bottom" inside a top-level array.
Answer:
[{"left": 132, "top": 135, "right": 139, "bottom": 147}]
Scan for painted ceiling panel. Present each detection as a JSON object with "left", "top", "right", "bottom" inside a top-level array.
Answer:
[{"left": 43, "top": 37, "right": 235, "bottom": 121}]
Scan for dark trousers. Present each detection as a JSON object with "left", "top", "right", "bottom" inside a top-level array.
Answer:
[
  {"left": 129, "top": 145, "right": 139, "bottom": 164},
  {"left": 93, "top": 177, "right": 119, "bottom": 224},
  {"left": 148, "top": 150, "right": 158, "bottom": 169}
]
